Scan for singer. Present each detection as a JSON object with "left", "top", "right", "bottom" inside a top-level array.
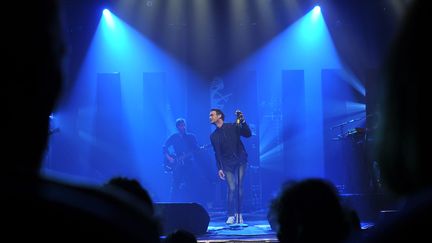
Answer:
[{"left": 209, "top": 108, "right": 251, "bottom": 224}]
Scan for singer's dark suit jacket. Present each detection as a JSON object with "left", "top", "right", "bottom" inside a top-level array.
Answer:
[{"left": 210, "top": 122, "right": 251, "bottom": 172}]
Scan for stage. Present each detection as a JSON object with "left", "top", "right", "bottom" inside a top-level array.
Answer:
[
  {"left": 197, "top": 211, "right": 277, "bottom": 242},
  {"left": 192, "top": 211, "right": 375, "bottom": 243}
]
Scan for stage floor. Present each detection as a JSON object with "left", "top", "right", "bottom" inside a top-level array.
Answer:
[
  {"left": 198, "top": 211, "right": 277, "bottom": 243},
  {"left": 193, "top": 211, "right": 375, "bottom": 243}
]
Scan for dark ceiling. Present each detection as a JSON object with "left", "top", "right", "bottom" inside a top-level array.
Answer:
[{"left": 60, "top": 0, "right": 406, "bottom": 80}]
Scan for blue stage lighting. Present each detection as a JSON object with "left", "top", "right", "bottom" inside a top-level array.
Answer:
[{"left": 313, "top": 5, "right": 321, "bottom": 15}]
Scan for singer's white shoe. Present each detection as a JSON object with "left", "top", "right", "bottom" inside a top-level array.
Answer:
[
  {"left": 226, "top": 216, "right": 236, "bottom": 224},
  {"left": 237, "top": 213, "right": 244, "bottom": 224}
]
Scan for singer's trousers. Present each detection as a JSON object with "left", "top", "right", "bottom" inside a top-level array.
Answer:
[{"left": 224, "top": 163, "right": 247, "bottom": 216}]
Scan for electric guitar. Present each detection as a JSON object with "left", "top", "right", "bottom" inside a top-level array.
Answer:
[{"left": 163, "top": 144, "right": 211, "bottom": 173}]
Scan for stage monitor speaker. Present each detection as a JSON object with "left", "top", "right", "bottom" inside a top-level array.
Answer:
[{"left": 154, "top": 202, "right": 210, "bottom": 235}]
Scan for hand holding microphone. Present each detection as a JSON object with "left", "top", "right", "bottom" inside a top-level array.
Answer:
[{"left": 235, "top": 109, "right": 245, "bottom": 124}]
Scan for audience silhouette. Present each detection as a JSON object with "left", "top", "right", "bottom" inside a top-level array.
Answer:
[
  {"left": 104, "top": 176, "right": 155, "bottom": 214},
  {"left": 163, "top": 229, "right": 198, "bottom": 243},
  {"left": 270, "top": 178, "right": 358, "bottom": 243},
  {"left": 3, "top": 1, "right": 160, "bottom": 242},
  {"left": 361, "top": 0, "right": 431, "bottom": 242}
]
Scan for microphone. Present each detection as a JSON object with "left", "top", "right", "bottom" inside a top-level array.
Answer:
[{"left": 235, "top": 109, "right": 243, "bottom": 124}]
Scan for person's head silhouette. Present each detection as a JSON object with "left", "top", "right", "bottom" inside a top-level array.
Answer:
[
  {"left": 361, "top": 1, "right": 432, "bottom": 242},
  {"left": 271, "top": 178, "right": 351, "bottom": 243},
  {"left": 104, "top": 177, "right": 155, "bottom": 214},
  {"left": 4, "top": 2, "right": 161, "bottom": 242},
  {"left": 5, "top": 1, "right": 65, "bottom": 179},
  {"left": 164, "top": 229, "right": 197, "bottom": 243},
  {"left": 375, "top": 0, "right": 428, "bottom": 197}
]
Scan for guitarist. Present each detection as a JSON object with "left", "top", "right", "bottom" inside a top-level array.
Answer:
[{"left": 162, "top": 118, "right": 199, "bottom": 202}]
